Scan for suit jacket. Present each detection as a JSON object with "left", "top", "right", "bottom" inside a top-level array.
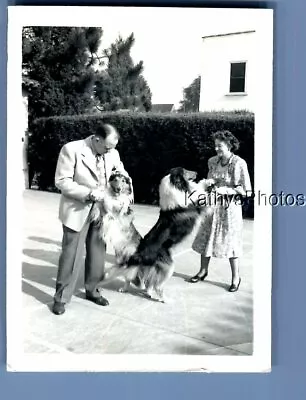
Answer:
[{"left": 55, "top": 136, "right": 133, "bottom": 232}]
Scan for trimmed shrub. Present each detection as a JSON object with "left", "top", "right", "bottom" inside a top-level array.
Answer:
[{"left": 28, "top": 111, "right": 254, "bottom": 217}]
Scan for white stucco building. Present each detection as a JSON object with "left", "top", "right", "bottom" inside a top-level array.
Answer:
[{"left": 199, "top": 30, "right": 256, "bottom": 112}]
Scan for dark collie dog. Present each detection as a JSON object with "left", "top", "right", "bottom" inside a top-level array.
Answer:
[{"left": 101, "top": 167, "right": 212, "bottom": 302}]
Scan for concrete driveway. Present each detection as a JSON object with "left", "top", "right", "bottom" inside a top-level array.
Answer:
[{"left": 22, "top": 189, "right": 253, "bottom": 356}]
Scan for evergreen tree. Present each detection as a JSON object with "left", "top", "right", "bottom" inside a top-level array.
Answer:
[
  {"left": 94, "top": 33, "right": 152, "bottom": 112},
  {"left": 22, "top": 26, "right": 103, "bottom": 122},
  {"left": 178, "top": 76, "right": 201, "bottom": 112}
]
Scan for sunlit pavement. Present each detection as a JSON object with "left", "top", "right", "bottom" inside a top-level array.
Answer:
[{"left": 22, "top": 189, "right": 253, "bottom": 356}]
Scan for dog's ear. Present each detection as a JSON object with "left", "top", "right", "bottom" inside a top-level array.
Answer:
[
  {"left": 124, "top": 176, "right": 133, "bottom": 195},
  {"left": 169, "top": 168, "right": 189, "bottom": 192},
  {"left": 109, "top": 171, "right": 124, "bottom": 182},
  {"left": 169, "top": 167, "right": 184, "bottom": 176},
  {"left": 109, "top": 174, "right": 116, "bottom": 183}
]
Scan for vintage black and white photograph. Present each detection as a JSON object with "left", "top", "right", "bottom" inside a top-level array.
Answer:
[{"left": 7, "top": 6, "right": 273, "bottom": 372}]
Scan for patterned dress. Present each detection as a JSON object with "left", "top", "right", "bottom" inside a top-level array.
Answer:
[{"left": 192, "top": 154, "right": 252, "bottom": 258}]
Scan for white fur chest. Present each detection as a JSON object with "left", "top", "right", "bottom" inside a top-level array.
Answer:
[{"left": 103, "top": 190, "right": 130, "bottom": 215}]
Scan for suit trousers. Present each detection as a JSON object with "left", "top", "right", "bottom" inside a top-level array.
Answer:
[{"left": 54, "top": 218, "right": 106, "bottom": 304}]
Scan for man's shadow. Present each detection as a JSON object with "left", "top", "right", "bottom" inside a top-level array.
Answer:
[
  {"left": 28, "top": 236, "right": 62, "bottom": 247},
  {"left": 22, "top": 236, "right": 117, "bottom": 306}
]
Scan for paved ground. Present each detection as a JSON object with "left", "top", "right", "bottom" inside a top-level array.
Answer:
[{"left": 22, "top": 189, "right": 253, "bottom": 356}]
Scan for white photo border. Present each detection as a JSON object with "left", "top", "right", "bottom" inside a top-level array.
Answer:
[{"left": 6, "top": 6, "right": 273, "bottom": 373}]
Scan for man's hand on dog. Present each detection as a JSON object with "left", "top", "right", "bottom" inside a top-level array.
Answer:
[{"left": 88, "top": 189, "right": 104, "bottom": 202}]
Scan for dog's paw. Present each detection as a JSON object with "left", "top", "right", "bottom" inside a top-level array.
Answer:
[
  {"left": 158, "top": 295, "right": 170, "bottom": 304},
  {"left": 138, "top": 282, "right": 146, "bottom": 291},
  {"left": 118, "top": 283, "right": 130, "bottom": 293},
  {"left": 145, "top": 290, "right": 153, "bottom": 299}
]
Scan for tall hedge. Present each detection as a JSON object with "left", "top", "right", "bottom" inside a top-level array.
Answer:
[{"left": 28, "top": 111, "right": 254, "bottom": 216}]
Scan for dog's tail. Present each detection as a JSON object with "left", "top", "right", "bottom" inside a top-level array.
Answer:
[
  {"left": 101, "top": 264, "right": 126, "bottom": 284},
  {"left": 99, "top": 263, "right": 138, "bottom": 286}
]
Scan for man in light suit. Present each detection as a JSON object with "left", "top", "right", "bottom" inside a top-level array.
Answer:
[{"left": 52, "top": 123, "right": 133, "bottom": 315}]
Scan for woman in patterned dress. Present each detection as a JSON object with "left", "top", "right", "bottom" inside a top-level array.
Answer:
[{"left": 188, "top": 130, "right": 252, "bottom": 292}]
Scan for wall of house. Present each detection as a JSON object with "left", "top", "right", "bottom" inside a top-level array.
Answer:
[{"left": 199, "top": 31, "right": 256, "bottom": 112}]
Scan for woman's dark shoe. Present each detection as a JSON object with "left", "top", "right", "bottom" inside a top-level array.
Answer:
[
  {"left": 52, "top": 302, "right": 65, "bottom": 315},
  {"left": 229, "top": 278, "right": 241, "bottom": 292},
  {"left": 188, "top": 271, "right": 208, "bottom": 283}
]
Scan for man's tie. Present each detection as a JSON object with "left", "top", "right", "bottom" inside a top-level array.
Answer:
[{"left": 95, "top": 153, "right": 106, "bottom": 188}]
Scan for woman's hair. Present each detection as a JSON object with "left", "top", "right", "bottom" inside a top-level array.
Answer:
[
  {"left": 96, "top": 123, "right": 120, "bottom": 140},
  {"left": 212, "top": 130, "right": 240, "bottom": 152}
]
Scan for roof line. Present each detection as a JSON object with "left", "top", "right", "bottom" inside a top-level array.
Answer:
[{"left": 202, "top": 30, "right": 256, "bottom": 39}]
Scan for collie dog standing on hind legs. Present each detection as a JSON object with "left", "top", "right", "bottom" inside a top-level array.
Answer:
[
  {"left": 90, "top": 171, "right": 142, "bottom": 266},
  {"left": 94, "top": 167, "right": 214, "bottom": 303}
]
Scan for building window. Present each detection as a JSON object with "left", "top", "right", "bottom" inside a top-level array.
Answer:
[{"left": 229, "top": 62, "right": 246, "bottom": 93}]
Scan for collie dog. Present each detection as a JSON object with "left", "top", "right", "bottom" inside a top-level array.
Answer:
[
  {"left": 90, "top": 171, "right": 142, "bottom": 265},
  {"left": 100, "top": 167, "right": 213, "bottom": 302}
]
